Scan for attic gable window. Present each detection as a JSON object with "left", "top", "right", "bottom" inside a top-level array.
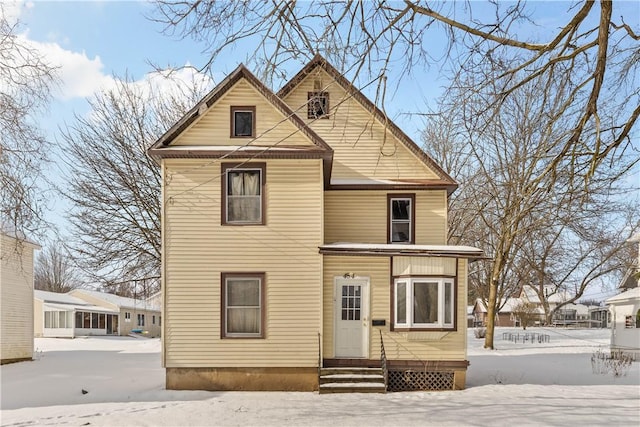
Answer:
[
  {"left": 231, "top": 106, "right": 256, "bottom": 137},
  {"left": 308, "top": 92, "right": 329, "bottom": 119}
]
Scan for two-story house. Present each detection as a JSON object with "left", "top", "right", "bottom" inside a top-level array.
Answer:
[{"left": 148, "top": 55, "right": 483, "bottom": 392}]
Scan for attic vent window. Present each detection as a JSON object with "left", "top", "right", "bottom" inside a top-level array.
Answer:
[
  {"left": 308, "top": 92, "right": 329, "bottom": 119},
  {"left": 231, "top": 106, "right": 256, "bottom": 138}
]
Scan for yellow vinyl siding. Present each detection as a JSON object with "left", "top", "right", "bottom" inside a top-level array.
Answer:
[
  {"left": 173, "top": 80, "right": 315, "bottom": 147},
  {"left": 163, "top": 158, "right": 323, "bottom": 367},
  {"left": 0, "top": 234, "right": 35, "bottom": 362},
  {"left": 282, "top": 69, "right": 439, "bottom": 180},
  {"left": 324, "top": 190, "right": 447, "bottom": 245},
  {"left": 33, "top": 299, "right": 44, "bottom": 337},
  {"left": 323, "top": 255, "right": 467, "bottom": 361}
]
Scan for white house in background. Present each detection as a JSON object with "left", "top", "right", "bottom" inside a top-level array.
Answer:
[
  {"left": 606, "top": 232, "right": 640, "bottom": 358},
  {"left": 1, "top": 231, "right": 40, "bottom": 364},
  {"left": 70, "top": 289, "right": 162, "bottom": 337},
  {"left": 606, "top": 287, "right": 640, "bottom": 359},
  {"left": 34, "top": 290, "right": 119, "bottom": 338}
]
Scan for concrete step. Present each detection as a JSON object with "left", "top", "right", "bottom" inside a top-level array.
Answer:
[
  {"left": 319, "top": 373, "right": 384, "bottom": 384},
  {"left": 319, "top": 367, "right": 386, "bottom": 393},
  {"left": 319, "top": 382, "right": 386, "bottom": 394}
]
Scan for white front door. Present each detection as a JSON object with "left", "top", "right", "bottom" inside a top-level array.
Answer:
[{"left": 334, "top": 278, "right": 369, "bottom": 358}]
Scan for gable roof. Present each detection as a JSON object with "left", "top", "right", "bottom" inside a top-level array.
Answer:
[
  {"left": 606, "top": 287, "right": 640, "bottom": 304},
  {"left": 277, "top": 54, "right": 458, "bottom": 193},
  {"left": 72, "top": 288, "right": 159, "bottom": 311},
  {"left": 147, "top": 63, "right": 334, "bottom": 186},
  {"left": 148, "top": 63, "right": 332, "bottom": 154},
  {"left": 34, "top": 290, "right": 92, "bottom": 306}
]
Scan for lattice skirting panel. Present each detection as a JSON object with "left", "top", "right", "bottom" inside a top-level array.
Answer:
[{"left": 388, "top": 370, "right": 454, "bottom": 391}]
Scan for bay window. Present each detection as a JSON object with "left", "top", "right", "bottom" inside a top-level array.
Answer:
[{"left": 394, "top": 278, "right": 455, "bottom": 329}]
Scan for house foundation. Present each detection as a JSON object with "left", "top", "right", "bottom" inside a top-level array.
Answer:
[{"left": 166, "top": 367, "right": 318, "bottom": 391}]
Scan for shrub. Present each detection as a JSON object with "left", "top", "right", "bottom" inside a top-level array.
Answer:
[
  {"left": 474, "top": 327, "right": 486, "bottom": 338},
  {"left": 591, "top": 349, "right": 634, "bottom": 377}
]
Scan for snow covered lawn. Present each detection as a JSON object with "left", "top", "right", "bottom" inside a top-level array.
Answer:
[{"left": 1, "top": 328, "right": 638, "bottom": 426}]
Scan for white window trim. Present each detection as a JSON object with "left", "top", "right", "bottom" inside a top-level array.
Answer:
[
  {"left": 389, "top": 196, "right": 412, "bottom": 243},
  {"left": 394, "top": 278, "right": 455, "bottom": 329}
]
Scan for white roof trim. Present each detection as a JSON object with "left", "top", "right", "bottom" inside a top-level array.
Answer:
[
  {"left": 43, "top": 302, "right": 118, "bottom": 314},
  {"left": 606, "top": 287, "right": 640, "bottom": 304}
]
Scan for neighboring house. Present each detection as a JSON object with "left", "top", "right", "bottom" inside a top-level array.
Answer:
[
  {"left": 70, "top": 289, "right": 161, "bottom": 337},
  {"left": 0, "top": 231, "right": 40, "bottom": 364},
  {"left": 589, "top": 306, "right": 610, "bottom": 328},
  {"left": 605, "top": 232, "right": 640, "bottom": 358},
  {"left": 466, "top": 306, "right": 474, "bottom": 327},
  {"left": 472, "top": 298, "right": 540, "bottom": 327},
  {"left": 148, "top": 55, "right": 483, "bottom": 392},
  {"left": 551, "top": 303, "right": 592, "bottom": 327},
  {"left": 34, "top": 290, "right": 119, "bottom": 338},
  {"left": 520, "top": 284, "right": 572, "bottom": 323},
  {"left": 606, "top": 287, "right": 640, "bottom": 359}
]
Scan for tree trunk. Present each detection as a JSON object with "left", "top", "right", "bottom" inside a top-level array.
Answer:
[{"left": 484, "top": 277, "right": 498, "bottom": 349}]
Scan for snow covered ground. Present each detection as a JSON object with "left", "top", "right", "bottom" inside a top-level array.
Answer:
[{"left": 1, "top": 328, "right": 638, "bottom": 426}]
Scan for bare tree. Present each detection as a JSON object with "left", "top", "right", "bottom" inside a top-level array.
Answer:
[
  {"left": 0, "top": 5, "right": 57, "bottom": 240},
  {"left": 34, "top": 240, "right": 81, "bottom": 293},
  {"left": 423, "top": 53, "right": 639, "bottom": 348},
  {"left": 59, "top": 73, "right": 209, "bottom": 286},
  {"left": 152, "top": 0, "right": 639, "bottom": 182},
  {"left": 512, "top": 302, "right": 539, "bottom": 330}
]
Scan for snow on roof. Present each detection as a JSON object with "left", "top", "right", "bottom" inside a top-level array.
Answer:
[
  {"left": 156, "top": 145, "right": 313, "bottom": 152},
  {"left": 521, "top": 286, "right": 571, "bottom": 304},
  {"left": 319, "top": 243, "right": 484, "bottom": 259},
  {"left": 43, "top": 302, "right": 118, "bottom": 314},
  {"left": 474, "top": 297, "right": 541, "bottom": 314},
  {"left": 34, "top": 290, "right": 92, "bottom": 306},
  {"left": 73, "top": 289, "right": 159, "bottom": 311},
  {"left": 606, "top": 287, "right": 640, "bottom": 304}
]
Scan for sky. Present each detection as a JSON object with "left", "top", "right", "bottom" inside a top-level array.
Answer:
[
  {"left": 1, "top": 328, "right": 638, "bottom": 425},
  {"left": 5, "top": 0, "right": 639, "bottom": 299}
]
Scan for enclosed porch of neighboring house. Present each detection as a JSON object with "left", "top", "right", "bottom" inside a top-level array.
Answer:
[
  {"left": 318, "top": 243, "right": 482, "bottom": 393},
  {"left": 34, "top": 290, "right": 120, "bottom": 338}
]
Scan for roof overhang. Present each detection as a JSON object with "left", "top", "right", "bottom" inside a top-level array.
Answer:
[
  {"left": 42, "top": 302, "right": 118, "bottom": 314},
  {"left": 319, "top": 243, "right": 485, "bottom": 261},
  {"left": 328, "top": 178, "right": 458, "bottom": 195}
]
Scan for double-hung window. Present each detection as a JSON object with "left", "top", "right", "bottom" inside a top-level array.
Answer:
[
  {"left": 388, "top": 194, "right": 415, "bottom": 243},
  {"left": 222, "top": 163, "right": 266, "bottom": 225},
  {"left": 394, "top": 278, "right": 455, "bottom": 329},
  {"left": 230, "top": 106, "right": 255, "bottom": 138},
  {"left": 221, "top": 273, "right": 265, "bottom": 338}
]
